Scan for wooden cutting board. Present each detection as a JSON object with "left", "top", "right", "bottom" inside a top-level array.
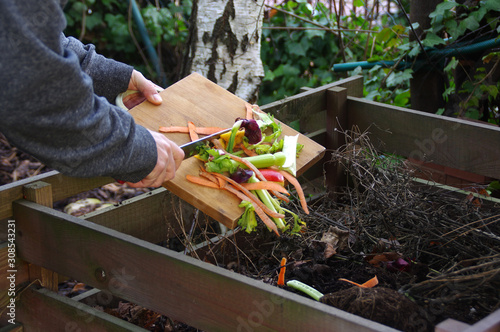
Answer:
[{"left": 129, "top": 73, "right": 325, "bottom": 228}]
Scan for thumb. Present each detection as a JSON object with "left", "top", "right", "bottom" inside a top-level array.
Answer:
[
  {"left": 130, "top": 70, "right": 163, "bottom": 105},
  {"left": 141, "top": 83, "right": 163, "bottom": 105}
]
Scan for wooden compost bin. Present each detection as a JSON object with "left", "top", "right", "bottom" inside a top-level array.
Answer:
[{"left": 1, "top": 75, "right": 499, "bottom": 332}]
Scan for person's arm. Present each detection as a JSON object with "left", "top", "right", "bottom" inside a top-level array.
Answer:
[
  {"left": 61, "top": 36, "right": 164, "bottom": 105},
  {"left": 0, "top": 0, "right": 180, "bottom": 184},
  {"left": 61, "top": 34, "right": 134, "bottom": 103}
]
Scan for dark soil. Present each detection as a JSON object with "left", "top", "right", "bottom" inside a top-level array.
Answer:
[{"left": 186, "top": 129, "right": 500, "bottom": 331}]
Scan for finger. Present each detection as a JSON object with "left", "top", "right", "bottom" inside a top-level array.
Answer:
[
  {"left": 174, "top": 145, "right": 185, "bottom": 168},
  {"left": 142, "top": 84, "right": 163, "bottom": 105},
  {"left": 125, "top": 180, "right": 147, "bottom": 188}
]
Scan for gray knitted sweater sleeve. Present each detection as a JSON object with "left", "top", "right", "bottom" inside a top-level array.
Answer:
[{"left": 0, "top": 0, "right": 157, "bottom": 183}]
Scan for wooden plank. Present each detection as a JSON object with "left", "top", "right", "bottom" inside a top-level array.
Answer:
[
  {"left": 325, "top": 87, "right": 348, "bottom": 194},
  {"left": 0, "top": 242, "right": 29, "bottom": 323},
  {"left": 129, "top": 73, "right": 325, "bottom": 229},
  {"left": 411, "top": 178, "right": 500, "bottom": 205},
  {"left": 347, "top": 97, "right": 500, "bottom": 179},
  {"left": 0, "top": 323, "right": 23, "bottom": 332},
  {"left": 0, "top": 170, "right": 113, "bottom": 222},
  {"left": 23, "top": 182, "right": 58, "bottom": 292},
  {"left": 261, "top": 75, "right": 364, "bottom": 123},
  {"left": 463, "top": 308, "right": 500, "bottom": 332},
  {"left": 72, "top": 288, "right": 123, "bottom": 310},
  {"left": 83, "top": 188, "right": 197, "bottom": 243},
  {"left": 17, "top": 286, "right": 146, "bottom": 332},
  {"left": 0, "top": 242, "right": 29, "bottom": 296},
  {"left": 12, "top": 200, "right": 397, "bottom": 332},
  {"left": 435, "top": 319, "right": 470, "bottom": 332}
]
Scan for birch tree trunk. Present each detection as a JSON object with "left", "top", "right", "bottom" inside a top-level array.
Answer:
[{"left": 181, "top": 0, "right": 265, "bottom": 103}]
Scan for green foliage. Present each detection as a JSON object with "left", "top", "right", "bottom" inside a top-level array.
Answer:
[
  {"left": 258, "top": 0, "right": 416, "bottom": 107},
  {"left": 421, "top": 0, "right": 500, "bottom": 123},
  {"left": 259, "top": 1, "right": 341, "bottom": 105},
  {"left": 63, "top": 0, "right": 191, "bottom": 84},
  {"left": 62, "top": 0, "right": 500, "bottom": 124}
]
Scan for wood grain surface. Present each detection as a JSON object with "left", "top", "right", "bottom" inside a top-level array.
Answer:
[{"left": 129, "top": 73, "right": 325, "bottom": 228}]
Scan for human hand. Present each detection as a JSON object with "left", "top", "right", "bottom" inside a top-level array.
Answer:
[
  {"left": 126, "top": 130, "right": 185, "bottom": 188},
  {"left": 128, "top": 70, "right": 164, "bottom": 105}
]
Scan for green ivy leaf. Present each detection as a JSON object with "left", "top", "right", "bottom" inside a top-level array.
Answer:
[
  {"left": 480, "top": 84, "right": 499, "bottom": 99},
  {"left": 465, "top": 108, "right": 480, "bottom": 119},
  {"left": 430, "top": 1, "right": 460, "bottom": 18},
  {"left": 470, "top": 6, "right": 487, "bottom": 22},
  {"left": 394, "top": 89, "right": 410, "bottom": 107},
  {"left": 408, "top": 44, "right": 421, "bottom": 57},
  {"left": 263, "top": 69, "right": 275, "bottom": 82},
  {"left": 460, "top": 16, "right": 480, "bottom": 32},
  {"left": 423, "top": 32, "right": 446, "bottom": 47},
  {"left": 444, "top": 57, "right": 459, "bottom": 72},
  {"left": 482, "top": 0, "right": 500, "bottom": 11},
  {"left": 376, "top": 27, "right": 393, "bottom": 43},
  {"left": 386, "top": 69, "right": 413, "bottom": 88},
  {"left": 445, "top": 19, "right": 458, "bottom": 38},
  {"left": 287, "top": 42, "right": 306, "bottom": 57},
  {"left": 85, "top": 12, "right": 103, "bottom": 30},
  {"left": 436, "top": 108, "right": 445, "bottom": 115}
]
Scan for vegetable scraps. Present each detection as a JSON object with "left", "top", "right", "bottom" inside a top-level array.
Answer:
[
  {"left": 183, "top": 105, "right": 306, "bottom": 236},
  {"left": 277, "top": 257, "right": 287, "bottom": 286}
]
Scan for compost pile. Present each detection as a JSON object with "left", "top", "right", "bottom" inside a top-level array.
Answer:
[
  {"left": 191, "top": 128, "right": 500, "bottom": 331},
  {"left": 4, "top": 128, "right": 500, "bottom": 331}
]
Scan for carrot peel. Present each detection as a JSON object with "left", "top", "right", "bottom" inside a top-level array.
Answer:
[
  {"left": 338, "top": 276, "right": 378, "bottom": 288},
  {"left": 277, "top": 169, "right": 309, "bottom": 214},
  {"left": 159, "top": 125, "right": 227, "bottom": 135},
  {"left": 187, "top": 121, "right": 199, "bottom": 141},
  {"left": 241, "top": 182, "right": 289, "bottom": 195},
  {"left": 185, "top": 174, "right": 220, "bottom": 189},
  {"left": 277, "top": 257, "right": 287, "bottom": 286}
]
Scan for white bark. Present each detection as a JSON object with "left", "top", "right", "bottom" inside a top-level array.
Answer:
[{"left": 185, "top": 0, "right": 265, "bottom": 102}]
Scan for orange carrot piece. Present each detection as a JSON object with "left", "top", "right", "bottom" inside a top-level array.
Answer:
[
  {"left": 223, "top": 183, "right": 279, "bottom": 236},
  {"left": 199, "top": 169, "right": 222, "bottom": 187},
  {"left": 188, "top": 121, "right": 199, "bottom": 141},
  {"left": 245, "top": 103, "right": 254, "bottom": 120},
  {"left": 277, "top": 170, "right": 310, "bottom": 215},
  {"left": 241, "top": 182, "right": 289, "bottom": 195},
  {"left": 227, "top": 153, "right": 288, "bottom": 201},
  {"left": 272, "top": 191, "right": 290, "bottom": 203},
  {"left": 159, "top": 126, "right": 227, "bottom": 135},
  {"left": 361, "top": 276, "right": 379, "bottom": 288},
  {"left": 186, "top": 174, "right": 220, "bottom": 189},
  {"left": 339, "top": 276, "right": 378, "bottom": 288},
  {"left": 240, "top": 144, "right": 258, "bottom": 157},
  {"left": 210, "top": 172, "right": 285, "bottom": 219},
  {"left": 159, "top": 126, "right": 189, "bottom": 133},
  {"left": 277, "top": 257, "right": 287, "bottom": 286}
]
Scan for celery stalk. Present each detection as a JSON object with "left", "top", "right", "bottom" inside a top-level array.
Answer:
[
  {"left": 227, "top": 119, "right": 243, "bottom": 153},
  {"left": 204, "top": 152, "right": 286, "bottom": 174},
  {"left": 247, "top": 175, "right": 286, "bottom": 229},
  {"left": 286, "top": 280, "right": 324, "bottom": 301}
]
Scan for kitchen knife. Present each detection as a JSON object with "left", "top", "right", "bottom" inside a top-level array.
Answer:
[{"left": 180, "top": 128, "right": 231, "bottom": 159}]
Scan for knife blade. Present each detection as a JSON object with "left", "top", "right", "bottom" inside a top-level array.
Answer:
[{"left": 180, "top": 128, "right": 231, "bottom": 159}]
